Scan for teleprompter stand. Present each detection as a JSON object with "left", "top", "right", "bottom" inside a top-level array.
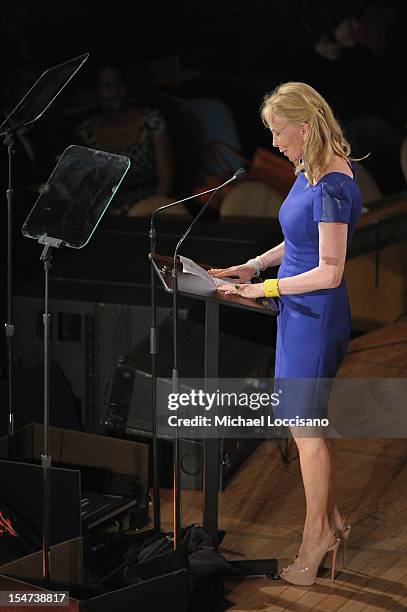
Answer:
[
  {"left": 0, "top": 53, "right": 89, "bottom": 458},
  {"left": 151, "top": 253, "right": 280, "bottom": 578},
  {"left": 21, "top": 145, "right": 130, "bottom": 584}
]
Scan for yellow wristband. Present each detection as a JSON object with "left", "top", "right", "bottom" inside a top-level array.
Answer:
[{"left": 263, "top": 278, "right": 280, "bottom": 298}]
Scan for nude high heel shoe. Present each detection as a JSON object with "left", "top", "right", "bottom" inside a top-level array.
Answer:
[
  {"left": 321, "top": 516, "right": 352, "bottom": 569},
  {"left": 335, "top": 517, "right": 351, "bottom": 567},
  {"left": 280, "top": 531, "right": 340, "bottom": 586}
]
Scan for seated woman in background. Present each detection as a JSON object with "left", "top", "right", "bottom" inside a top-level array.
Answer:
[{"left": 75, "top": 63, "right": 174, "bottom": 215}]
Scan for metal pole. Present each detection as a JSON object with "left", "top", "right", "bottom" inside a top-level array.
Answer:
[
  {"left": 172, "top": 267, "right": 181, "bottom": 549},
  {"left": 149, "top": 228, "right": 161, "bottom": 534},
  {"left": 4, "top": 132, "right": 15, "bottom": 455},
  {"left": 41, "top": 245, "right": 52, "bottom": 583},
  {"left": 203, "top": 300, "right": 220, "bottom": 535}
]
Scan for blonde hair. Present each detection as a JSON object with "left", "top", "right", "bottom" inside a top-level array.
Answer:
[{"left": 260, "top": 81, "right": 359, "bottom": 185}]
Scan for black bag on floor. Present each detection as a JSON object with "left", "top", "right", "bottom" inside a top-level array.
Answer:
[
  {"left": 124, "top": 524, "right": 232, "bottom": 581},
  {"left": 123, "top": 524, "right": 234, "bottom": 610}
]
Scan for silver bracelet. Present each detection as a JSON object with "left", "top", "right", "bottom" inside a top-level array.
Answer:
[
  {"left": 256, "top": 255, "right": 267, "bottom": 273},
  {"left": 246, "top": 257, "right": 261, "bottom": 277}
]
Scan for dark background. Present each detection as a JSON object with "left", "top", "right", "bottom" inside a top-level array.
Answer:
[
  {"left": 1, "top": 0, "right": 406, "bottom": 384},
  {"left": 1, "top": 0, "right": 406, "bottom": 173}
]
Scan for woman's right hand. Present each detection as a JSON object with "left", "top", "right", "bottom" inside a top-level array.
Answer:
[{"left": 208, "top": 263, "right": 255, "bottom": 283}]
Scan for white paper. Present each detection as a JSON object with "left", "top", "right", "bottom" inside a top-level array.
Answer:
[
  {"left": 212, "top": 276, "right": 239, "bottom": 287},
  {"left": 179, "top": 255, "right": 238, "bottom": 288}
]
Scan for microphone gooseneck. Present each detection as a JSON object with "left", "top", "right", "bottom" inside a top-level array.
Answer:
[
  {"left": 172, "top": 167, "right": 246, "bottom": 266},
  {"left": 150, "top": 168, "right": 246, "bottom": 232}
]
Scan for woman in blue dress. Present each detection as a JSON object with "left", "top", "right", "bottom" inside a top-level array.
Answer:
[{"left": 212, "top": 82, "right": 362, "bottom": 586}]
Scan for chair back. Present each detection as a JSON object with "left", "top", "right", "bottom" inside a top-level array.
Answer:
[{"left": 220, "top": 181, "right": 282, "bottom": 219}]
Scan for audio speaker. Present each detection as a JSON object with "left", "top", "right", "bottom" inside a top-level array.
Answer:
[
  {"left": 105, "top": 317, "right": 275, "bottom": 489},
  {"left": 13, "top": 287, "right": 190, "bottom": 432}
]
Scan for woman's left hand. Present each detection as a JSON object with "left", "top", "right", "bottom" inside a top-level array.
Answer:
[{"left": 217, "top": 282, "right": 264, "bottom": 299}]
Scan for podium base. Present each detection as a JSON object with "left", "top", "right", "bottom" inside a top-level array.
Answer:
[{"left": 228, "top": 558, "right": 279, "bottom": 579}]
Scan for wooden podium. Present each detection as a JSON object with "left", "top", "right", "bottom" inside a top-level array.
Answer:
[{"left": 151, "top": 254, "right": 278, "bottom": 537}]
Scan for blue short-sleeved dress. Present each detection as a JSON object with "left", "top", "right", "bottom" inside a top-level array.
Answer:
[{"left": 273, "top": 168, "right": 362, "bottom": 419}]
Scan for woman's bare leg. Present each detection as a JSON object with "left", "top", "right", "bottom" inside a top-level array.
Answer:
[
  {"left": 293, "top": 435, "right": 333, "bottom": 559},
  {"left": 326, "top": 438, "right": 346, "bottom": 528}
]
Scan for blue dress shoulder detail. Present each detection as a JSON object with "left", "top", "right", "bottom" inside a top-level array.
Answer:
[{"left": 313, "top": 178, "right": 353, "bottom": 224}]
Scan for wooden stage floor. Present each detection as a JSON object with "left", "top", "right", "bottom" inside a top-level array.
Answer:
[{"left": 160, "top": 438, "right": 407, "bottom": 611}]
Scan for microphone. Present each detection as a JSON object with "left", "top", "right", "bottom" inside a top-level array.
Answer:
[
  {"left": 172, "top": 167, "right": 246, "bottom": 263},
  {"left": 233, "top": 167, "right": 246, "bottom": 179},
  {"left": 150, "top": 167, "right": 246, "bottom": 234}
]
